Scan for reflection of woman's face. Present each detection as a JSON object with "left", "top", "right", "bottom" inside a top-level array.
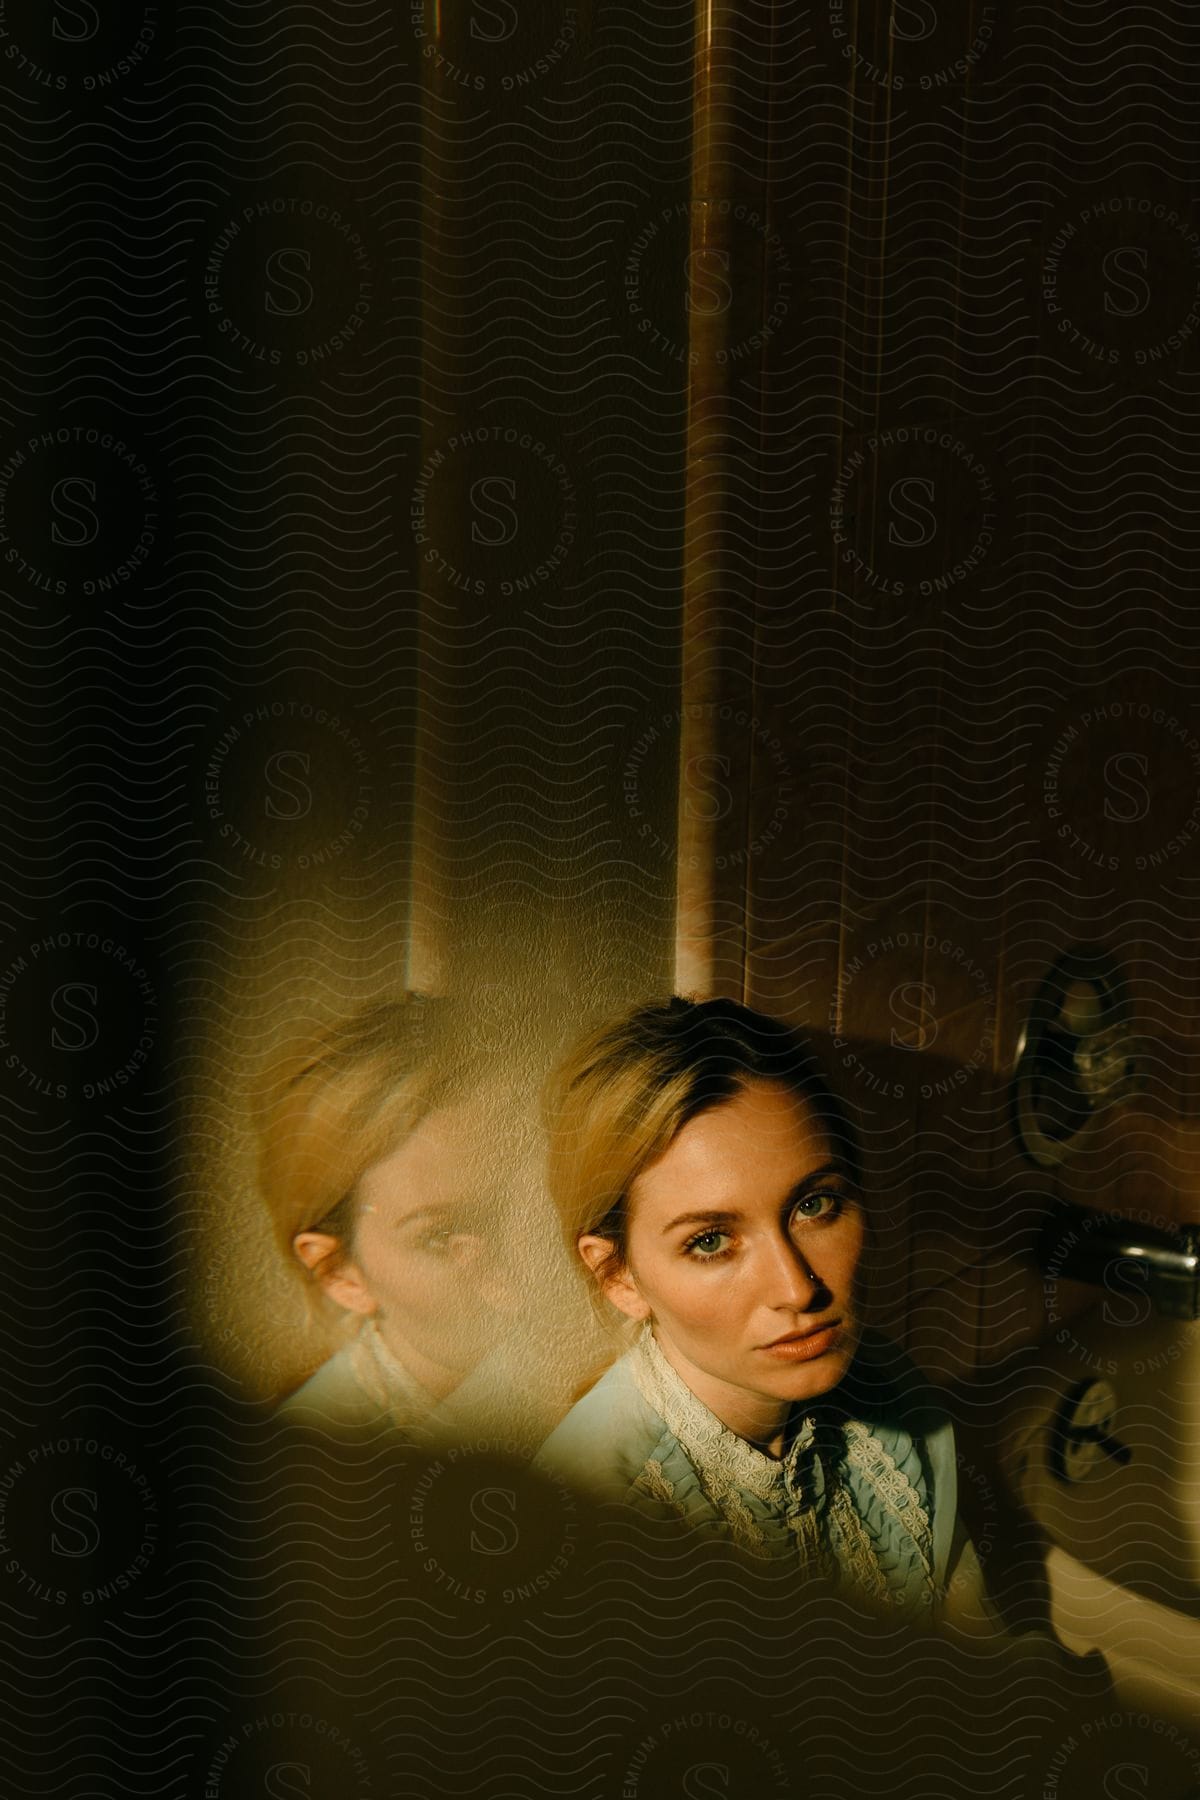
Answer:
[
  {"left": 591, "top": 1080, "right": 866, "bottom": 1444},
  {"left": 341, "top": 1099, "right": 516, "bottom": 1392}
]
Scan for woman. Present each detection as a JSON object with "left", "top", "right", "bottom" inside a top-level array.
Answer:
[
  {"left": 255, "top": 994, "right": 572, "bottom": 1448},
  {"left": 536, "top": 995, "right": 997, "bottom": 1629}
]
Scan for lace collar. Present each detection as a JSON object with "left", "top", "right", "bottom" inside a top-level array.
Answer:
[
  {"left": 625, "top": 1323, "right": 937, "bottom": 1615},
  {"left": 629, "top": 1324, "right": 826, "bottom": 1508}
]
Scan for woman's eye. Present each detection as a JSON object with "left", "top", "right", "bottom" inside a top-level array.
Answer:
[
  {"left": 419, "top": 1228, "right": 487, "bottom": 1264},
  {"left": 791, "top": 1191, "right": 843, "bottom": 1223},
  {"left": 684, "top": 1229, "right": 733, "bottom": 1258},
  {"left": 412, "top": 1223, "right": 464, "bottom": 1253}
]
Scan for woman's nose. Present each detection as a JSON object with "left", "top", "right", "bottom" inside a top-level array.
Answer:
[{"left": 761, "top": 1232, "right": 829, "bottom": 1310}]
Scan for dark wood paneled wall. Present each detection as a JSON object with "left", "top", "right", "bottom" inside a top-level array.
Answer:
[{"left": 675, "top": 0, "right": 1200, "bottom": 1377}]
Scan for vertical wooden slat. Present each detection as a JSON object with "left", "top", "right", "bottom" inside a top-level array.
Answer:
[
  {"left": 674, "top": 0, "right": 767, "bottom": 998},
  {"left": 406, "top": 3, "right": 454, "bottom": 995}
]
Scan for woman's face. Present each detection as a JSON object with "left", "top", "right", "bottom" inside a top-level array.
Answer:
[
  {"left": 583, "top": 1080, "right": 866, "bottom": 1442},
  {"left": 296, "top": 1097, "right": 520, "bottom": 1396}
]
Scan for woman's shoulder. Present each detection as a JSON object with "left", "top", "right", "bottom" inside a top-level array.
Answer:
[{"left": 535, "top": 1348, "right": 672, "bottom": 1500}]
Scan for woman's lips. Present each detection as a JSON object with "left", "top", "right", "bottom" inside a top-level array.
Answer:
[{"left": 757, "top": 1323, "right": 842, "bottom": 1361}]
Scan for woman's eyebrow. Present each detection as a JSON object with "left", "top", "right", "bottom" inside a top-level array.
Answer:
[
  {"left": 785, "top": 1163, "right": 851, "bottom": 1200},
  {"left": 660, "top": 1207, "right": 740, "bottom": 1236}
]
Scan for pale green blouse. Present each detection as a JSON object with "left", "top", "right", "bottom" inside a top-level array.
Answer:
[{"left": 537, "top": 1324, "right": 979, "bottom": 1626}]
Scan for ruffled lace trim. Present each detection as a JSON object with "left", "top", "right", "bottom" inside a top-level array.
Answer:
[
  {"left": 843, "top": 1418, "right": 934, "bottom": 1581},
  {"left": 632, "top": 1456, "right": 678, "bottom": 1508},
  {"left": 627, "top": 1325, "right": 937, "bottom": 1608},
  {"left": 827, "top": 1486, "right": 892, "bottom": 1605}
]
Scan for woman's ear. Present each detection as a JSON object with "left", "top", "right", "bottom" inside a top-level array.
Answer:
[
  {"left": 577, "top": 1234, "right": 650, "bottom": 1322},
  {"left": 292, "top": 1231, "right": 376, "bottom": 1317}
]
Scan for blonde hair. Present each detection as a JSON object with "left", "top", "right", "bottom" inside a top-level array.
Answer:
[
  {"left": 254, "top": 997, "right": 461, "bottom": 1291},
  {"left": 545, "top": 995, "right": 859, "bottom": 1281},
  {"left": 255, "top": 994, "right": 555, "bottom": 1299}
]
